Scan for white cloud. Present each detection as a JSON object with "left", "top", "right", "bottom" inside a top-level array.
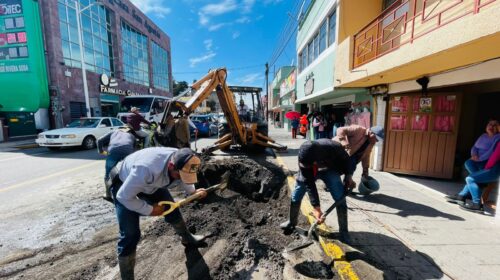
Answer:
[
  {"left": 236, "top": 16, "right": 251, "bottom": 24},
  {"left": 239, "top": 73, "right": 263, "bottom": 84},
  {"left": 189, "top": 52, "right": 216, "bottom": 68},
  {"left": 199, "top": 0, "right": 238, "bottom": 25},
  {"left": 232, "top": 32, "right": 240, "bottom": 39},
  {"left": 263, "top": 0, "right": 284, "bottom": 4},
  {"left": 242, "top": 0, "right": 256, "bottom": 13},
  {"left": 204, "top": 39, "right": 213, "bottom": 50},
  {"left": 130, "top": 0, "right": 171, "bottom": 18},
  {"left": 208, "top": 23, "right": 227, "bottom": 31}
]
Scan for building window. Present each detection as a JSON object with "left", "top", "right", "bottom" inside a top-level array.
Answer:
[
  {"left": 151, "top": 41, "right": 170, "bottom": 91},
  {"left": 328, "top": 12, "right": 337, "bottom": 46},
  {"left": 319, "top": 21, "right": 327, "bottom": 54},
  {"left": 307, "top": 41, "right": 314, "bottom": 66},
  {"left": 121, "top": 21, "right": 149, "bottom": 86},
  {"left": 58, "top": 0, "right": 114, "bottom": 75},
  {"left": 313, "top": 33, "right": 319, "bottom": 60}
]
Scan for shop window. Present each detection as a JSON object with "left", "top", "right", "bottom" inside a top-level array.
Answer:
[
  {"left": 411, "top": 115, "right": 429, "bottom": 131},
  {"left": 436, "top": 95, "right": 456, "bottom": 112},
  {"left": 434, "top": 115, "right": 455, "bottom": 132},
  {"left": 390, "top": 115, "right": 407, "bottom": 130},
  {"left": 112, "top": 118, "right": 122, "bottom": 127},
  {"left": 391, "top": 96, "right": 409, "bottom": 113}
]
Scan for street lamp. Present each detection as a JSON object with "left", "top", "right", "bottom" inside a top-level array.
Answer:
[{"left": 75, "top": 0, "right": 104, "bottom": 117}]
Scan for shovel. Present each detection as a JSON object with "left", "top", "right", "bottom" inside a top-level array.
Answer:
[
  {"left": 285, "top": 188, "right": 353, "bottom": 252},
  {"left": 159, "top": 172, "right": 229, "bottom": 216}
]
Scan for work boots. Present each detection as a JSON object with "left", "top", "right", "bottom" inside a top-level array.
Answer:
[
  {"left": 118, "top": 252, "right": 136, "bottom": 280},
  {"left": 280, "top": 201, "right": 301, "bottom": 231},
  {"left": 337, "top": 203, "right": 351, "bottom": 244},
  {"left": 171, "top": 219, "right": 207, "bottom": 246}
]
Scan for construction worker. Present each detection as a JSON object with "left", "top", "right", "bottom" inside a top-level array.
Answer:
[
  {"left": 97, "top": 124, "right": 137, "bottom": 202},
  {"left": 280, "top": 139, "right": 355, "bottom": 244},
  {"left": 174, "top": 112, "right": 197, "bottom": 148},
  {"left": 127, "top": 107, "right": 151, "bottom": 147},
  {"left": 333, "top": 125, "right": 384, "bottom": 178},
  {"left": 108, "top": 147, "right": 207, "bottom": 279},
  {"left": 237, "top": 99, "right": 248, "bottom": 121}
]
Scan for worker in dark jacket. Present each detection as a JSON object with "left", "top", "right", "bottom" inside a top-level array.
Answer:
[
  {"left": 127, "top": 107, "right": 151, "bottom": 147},
  {"left": 97, "top": 126, "right": 136, "bottom": 201},
  {"left": 280, "top": 139, "right": 355, "bottom": 243}
]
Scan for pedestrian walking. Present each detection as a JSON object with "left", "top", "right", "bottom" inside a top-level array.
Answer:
[
  {"left": 127, "top": 107, "right": 151, "bottom": 148},
  {"left": 291, "top": 116, "right": 299, "bottom": 139}
]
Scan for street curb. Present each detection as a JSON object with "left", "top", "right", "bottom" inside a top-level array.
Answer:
[
  {"left": 13, "top": 144, "right": 39, "bottom": 150},
  {"left": 276, "top": 156, "right": 360, "bottom": 280}
]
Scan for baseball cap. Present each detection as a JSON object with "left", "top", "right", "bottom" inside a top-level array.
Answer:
[
  {"left": 172, "top": 148, "right": 200, "bottom": 184},
  {"left": 370, "top": 126, "right": 384, "bottom": 141}
]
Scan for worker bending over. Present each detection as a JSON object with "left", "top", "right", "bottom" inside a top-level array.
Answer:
[
  {"left": 108, "top": 147, "right": 207, "bottom": 280},
  {"left": 280, "top": 139, "right": 355, "bottom": 244}
]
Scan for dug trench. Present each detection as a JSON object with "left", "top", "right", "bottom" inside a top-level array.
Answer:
[{"left": 0, "top": 154, "right": 335, "bottom": 279}]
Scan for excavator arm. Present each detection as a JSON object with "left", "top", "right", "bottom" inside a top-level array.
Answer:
[{"left": 164, "top": 67, "right": 286, "bottom": 153}]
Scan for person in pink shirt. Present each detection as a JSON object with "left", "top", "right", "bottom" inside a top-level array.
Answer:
[{"left": 447, "top": 133, "right": 500, "bottom": 212}]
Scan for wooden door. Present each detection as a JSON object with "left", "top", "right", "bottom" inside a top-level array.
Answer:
[{"left": 383, "top": 93, "right": 461, "bottom": 179}]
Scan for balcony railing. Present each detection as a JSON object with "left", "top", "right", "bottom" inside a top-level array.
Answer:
[{"left": 352, "top": 0, "right": 497, "bottom": 68}]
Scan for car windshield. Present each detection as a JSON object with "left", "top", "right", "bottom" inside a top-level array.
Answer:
[
  {"left": 191, "top": 116, "right": 209, "bottom": 123},
  {"left": 119, "top": 97, "right": 153, "bottom": 113},
  {"left": 67, "top": 119, "right": 100, "bottom": 128}
]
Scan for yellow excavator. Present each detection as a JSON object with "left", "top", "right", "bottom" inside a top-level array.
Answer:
[{"left": 157, "top": 68, "right": 287, "bottom": 153}]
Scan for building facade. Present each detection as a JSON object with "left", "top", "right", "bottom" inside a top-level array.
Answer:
[
  {"left": 270, "top": 66, "right": 294, "bottom": 129},
  {"left": 335, "top": 0, "right": 500, "bottom": 178},
  {"left": 0, "top": 0, "right": 173, "bottom": 137},
  {"left": 295, "top": 0, "right": 371, "bottom": 140}
]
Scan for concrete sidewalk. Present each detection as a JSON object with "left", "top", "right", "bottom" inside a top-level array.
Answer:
[
  {"left": 270, "top": 125, "right": 500, "bottom": 280},
  {"left": 0, "top": 138, "right": 38, "bottom": 152}
]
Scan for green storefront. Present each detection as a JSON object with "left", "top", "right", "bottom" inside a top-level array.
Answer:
[
  {"left": 295, "top": 0, "right": 370, "bottom": 139},
  {"left": 0, "top": 0, "right": 49, "bottom": 138}
]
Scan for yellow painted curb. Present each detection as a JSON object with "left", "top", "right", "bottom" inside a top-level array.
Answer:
[
  {"left": 276, "top": 156, "right": 360, "bottom": 280},
  {"left": 14, "top": 144, "right": 39, "bottom": 150}
]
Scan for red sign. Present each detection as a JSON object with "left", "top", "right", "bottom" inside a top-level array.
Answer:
[
  {"left": 7, "top": 33, "right": 16, "bottom": 44},
  {"left": 0, "top": 33, "right": 6, "bottom": 46},
  {"left": 16, "top": 32, "right": 26, "bottom": 43}
]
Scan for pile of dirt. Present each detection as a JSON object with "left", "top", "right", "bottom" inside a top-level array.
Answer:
[{"left": 140, "top": 155, "right": 325, "bottom": 279}]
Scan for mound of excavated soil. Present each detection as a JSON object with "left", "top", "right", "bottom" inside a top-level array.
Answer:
[{"left": 142, "top": 156, "right": 296, "bottom": 279}]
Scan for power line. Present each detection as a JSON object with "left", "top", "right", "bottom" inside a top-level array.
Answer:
[{"left": 268, "top": 0, "right": 302, "bottom": 70}]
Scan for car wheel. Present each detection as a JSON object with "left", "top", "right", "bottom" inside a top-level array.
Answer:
[
  {"left": 82, "top": 136, "right": 96, "bottom": 150},
  {"left": 47, "top": 147, "right": 61, "bottom": 151}
]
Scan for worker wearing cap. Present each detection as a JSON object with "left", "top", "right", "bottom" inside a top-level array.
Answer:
[
  {"left": 127, "top": 107, "right": 151, "bottom": 147},
  {"left": 280, "top": 139, "right": 355, "bottom": 244},
  {"left": 109, "top": 147, "right": 207, "bottom": 280},
  {"left": 333, "top": 125, "right": 384, "bottom": 178},
  {"left": 237, "top": 99, "right": 249, "bottom": 121}
]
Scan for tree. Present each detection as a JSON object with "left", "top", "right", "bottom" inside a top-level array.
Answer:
[{"left": 173, "top": 80, "right": 188, "bottom": 96}]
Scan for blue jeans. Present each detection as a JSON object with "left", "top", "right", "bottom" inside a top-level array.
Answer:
[
  {"left": 105, "top": 149, "right": 132, "bottom": 180},
  {"left": 459, "top": 164, "right": 500, "bottom": 204},
  {"left": 291, "top": 169, "right": 346, "bottom": 206},
  {"left": 111, "top": 184, "right": 182, "bottom": 257},
  {"left": 464, "top": 159, "right": 487, "bottom": 174}
]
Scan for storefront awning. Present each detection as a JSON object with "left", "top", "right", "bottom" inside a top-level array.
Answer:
[
  {"left": 295, "top": 87, "right": 367, "bottom": 104},
  {"left": 100, "top": 93, "right": 120, "bottom": 103}
]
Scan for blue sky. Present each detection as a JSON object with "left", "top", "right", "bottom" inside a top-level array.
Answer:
[{"left": 130, "top": 0, "right": 298, "bottom": 88}]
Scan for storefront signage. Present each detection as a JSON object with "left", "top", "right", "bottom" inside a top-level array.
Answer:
[
  {"left": 280, "top": 69, "right": 296, "bottom": 98},
  {"left": 106, "top": 0, "right": 161, "bottom": 39},
  {"left": 0, "top": 0, "right": 22, "bottom": 16},
  {"left": 0, "top": 62, "right": 28, "bottom": 72},
  {"left": 304, "top": 72, "right": 314, "bottom": 96},
  {"left": 99, "top": 73, "right": 142, "bottom": 96}
]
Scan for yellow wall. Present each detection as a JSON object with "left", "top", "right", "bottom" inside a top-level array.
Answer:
[
  {"left": 335, "top": 1, "right": 500, "bottom": 88},
  {"left": 338, "top": 0, "right": 383, "bottom": 43}
]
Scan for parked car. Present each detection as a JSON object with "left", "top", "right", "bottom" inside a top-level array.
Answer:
[
  {"left": 36, "top": 117, "right": 125, "bottom": 150},
  {"left": 190, "top": 115, "right": 218, "bottom": 137}
]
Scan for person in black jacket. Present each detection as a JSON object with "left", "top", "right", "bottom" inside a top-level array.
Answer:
[{"left": 280, "top": 139, "right": 355, "bottom": 243}]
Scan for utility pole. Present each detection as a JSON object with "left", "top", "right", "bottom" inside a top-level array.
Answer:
[{"left": 265, "top": 62, "right": 269, "bottom": 121}]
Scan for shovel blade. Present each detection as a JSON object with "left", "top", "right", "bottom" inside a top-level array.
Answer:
[{"left": 285, "top": 239, "right": 314, "bottom": 253}]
